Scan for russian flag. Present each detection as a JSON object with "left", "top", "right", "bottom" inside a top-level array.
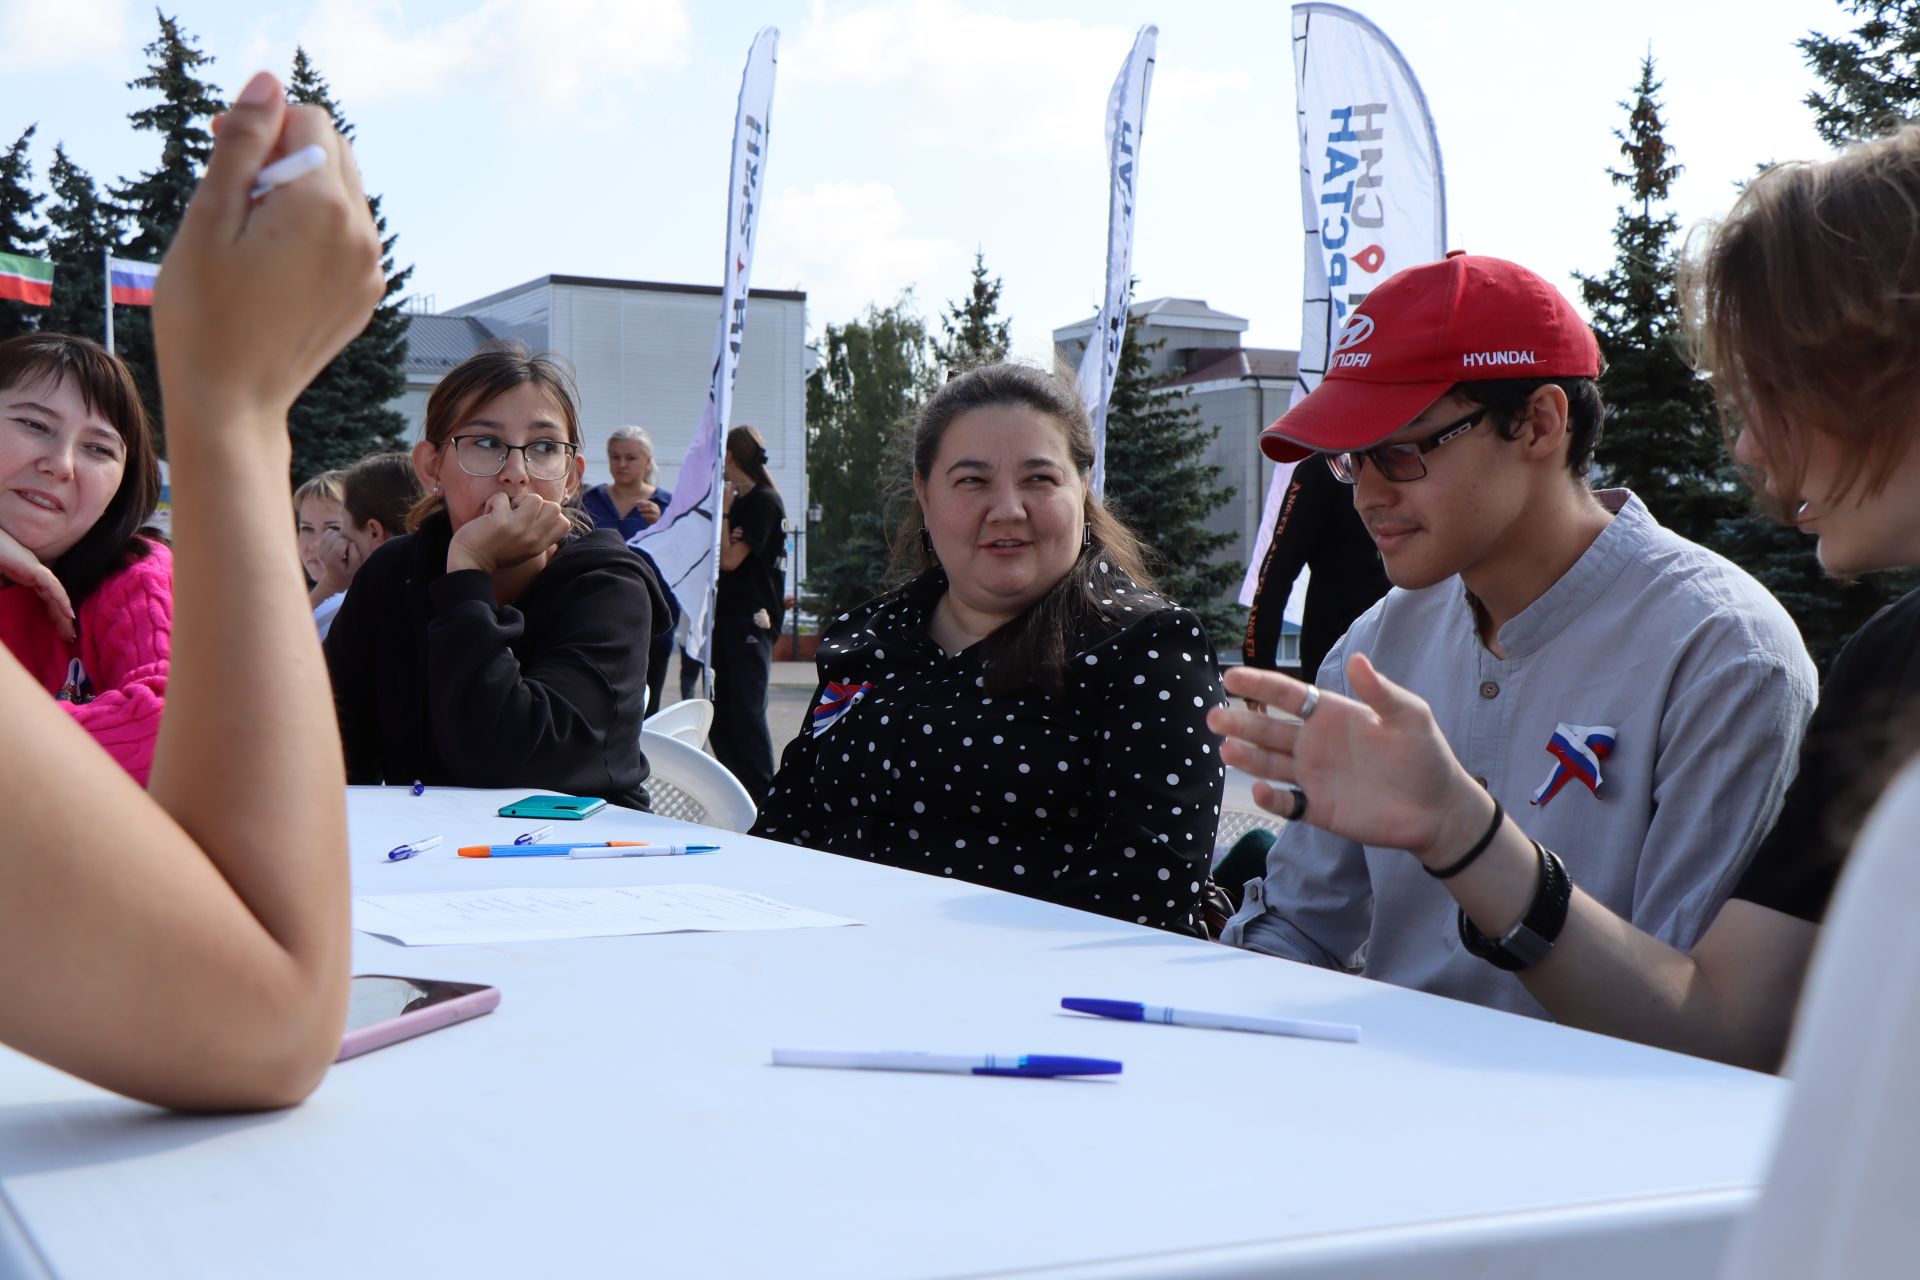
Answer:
[
  {"left": 1531, "top": 722, "right": 1616, "bottom": 806},
  {"left": 108, "top": 256, "right": 160, "bottom": 307}
]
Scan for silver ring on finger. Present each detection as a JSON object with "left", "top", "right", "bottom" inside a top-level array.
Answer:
[{"left": 1297, "top": 686, "right": 1321, "bottom": 721}]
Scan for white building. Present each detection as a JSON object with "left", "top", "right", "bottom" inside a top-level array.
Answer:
[
  {"left": 1054, "top": 298, "right": 1297, "bottom": 613},
  {"left": 394, "top": 274, "right": 809, "bottom": 512}
]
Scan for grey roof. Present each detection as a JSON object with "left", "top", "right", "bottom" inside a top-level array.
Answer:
[
  {"left": 1052, "top": 297, "right": 1249, "bottom": 341},
  {"left": 401, "top": 315, "right": 498, "bottom": 374},
  {"left": 1165, "top": 346, "right": 1300, "bottom": 388}
]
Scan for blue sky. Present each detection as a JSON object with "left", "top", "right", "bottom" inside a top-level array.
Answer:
[{"left": 0, "top": 0, "right": 1845, "bottom": 363}]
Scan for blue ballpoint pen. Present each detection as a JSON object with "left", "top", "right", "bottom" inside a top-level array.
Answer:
[
  {"left": 385, "top": 836, "right": 443, "bottom": 862},
  {"left": 770, "top": 1049, "right": 1121, "bottom": 1078},
  {"left": 513, "top": 825, "right": 555, "bottom": 845}
]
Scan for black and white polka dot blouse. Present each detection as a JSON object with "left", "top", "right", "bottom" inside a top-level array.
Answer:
[{"left": 752, "top": 566, "right": 1228, "bottom": 935}]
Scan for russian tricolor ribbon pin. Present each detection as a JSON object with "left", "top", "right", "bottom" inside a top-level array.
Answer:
[
  {"left": 810, "top": 680, "right": 874, "bottom": 737},
  {"left": 1530, "top": 722, "right": 1616, "bottom": 806}
]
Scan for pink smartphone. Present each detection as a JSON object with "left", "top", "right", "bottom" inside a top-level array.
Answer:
[{"left": 336, "top": 975, "right": 500, "bottom": 1062}]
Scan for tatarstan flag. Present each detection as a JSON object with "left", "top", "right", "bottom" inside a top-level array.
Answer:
[{"left": 0, "top": 252, "right": 54, "bottom": 306}]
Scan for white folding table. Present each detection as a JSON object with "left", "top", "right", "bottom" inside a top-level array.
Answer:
[{"left": 0, "top": 785, "right": 1781, "bottom": 1278}]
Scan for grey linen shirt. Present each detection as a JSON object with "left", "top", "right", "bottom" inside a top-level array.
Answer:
[{"left": 1220, "top": 491, "right": 1818, "bottom": 1019}]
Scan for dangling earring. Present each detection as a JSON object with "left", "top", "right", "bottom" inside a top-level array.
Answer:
[
  {"left": 1082, "top": 525, "right": 1093, "bottom": 549},
  {"left": 918, "top": 528, "right": 934, "bottom": 555}
]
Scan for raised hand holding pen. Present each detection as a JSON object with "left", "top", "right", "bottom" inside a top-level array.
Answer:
[{"left": 0, "top": 71, "right": 385, "bottom": 1111}]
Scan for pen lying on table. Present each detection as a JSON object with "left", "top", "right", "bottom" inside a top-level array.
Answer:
[
  {"left": 1062, "top": 998, "right": 1360, "bottom": 1043},
  {"left": 770, "top": 1050, "right": 1121, "bottom": 1079},
  {"left": 457, "top": 842, "right": 722, "bottom": 858}
]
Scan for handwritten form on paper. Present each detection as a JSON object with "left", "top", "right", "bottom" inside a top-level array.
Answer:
[{"left": 353, "top": 885, "right": 862, "bottom": 947}]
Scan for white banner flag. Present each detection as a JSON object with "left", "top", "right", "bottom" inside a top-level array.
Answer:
[
  {"left": 1078, "top": 24, "right": 1156, "bottom": 500},
  {"left": 1238, "top": 2, "right": 1445, "bottom": 608},
  {"left": 633, "top": 26, "right": 779, "bottom": 664}
]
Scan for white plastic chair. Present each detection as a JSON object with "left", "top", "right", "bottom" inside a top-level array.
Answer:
[
  {"left": 644, "top": 698, "right": 714, "bottom": 748},
  {"left": 1213, "top": 805, "right": 1284, "bottom": 871},
  {"left": 640, "top": 728, "right": 757, "bottom": 832}
]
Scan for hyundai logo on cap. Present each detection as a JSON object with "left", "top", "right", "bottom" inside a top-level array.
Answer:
[{"left": 1258, "top": 253, "right": 1602, "bottom": 463}]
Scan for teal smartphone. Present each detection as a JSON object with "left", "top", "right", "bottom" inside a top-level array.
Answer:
[{"left": 497, "top": 795, "right": 608, "bottom": 820}]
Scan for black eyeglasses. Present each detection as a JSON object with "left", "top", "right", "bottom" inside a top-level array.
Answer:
[
  {"left": 448, "top": 434, "right": 579, "bottom": 480},
  {"left": 1325, "top": 410, "right": 1486, "bottom": 484}
]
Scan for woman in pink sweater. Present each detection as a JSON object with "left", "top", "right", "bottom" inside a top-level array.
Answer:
[{"left": 0, "top": 333, "right": 167, "bottom": 783}]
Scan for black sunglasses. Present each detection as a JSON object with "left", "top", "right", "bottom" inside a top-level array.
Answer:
[{"left": 1325, "top": 409, "right": 1487, "bottom": 484}]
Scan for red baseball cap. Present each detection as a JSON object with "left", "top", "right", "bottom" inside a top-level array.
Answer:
[{"left": 1260, "top": 252, "right": 1602, "bottom": 462}]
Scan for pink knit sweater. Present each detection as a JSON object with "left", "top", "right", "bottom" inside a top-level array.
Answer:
[{"left": 0, "top": 541, "right": 172, "bottom": 784}]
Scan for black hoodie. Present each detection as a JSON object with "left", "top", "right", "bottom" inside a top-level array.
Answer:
[{"left": 325, "top": 511, "right": 670, "bottom": 811}]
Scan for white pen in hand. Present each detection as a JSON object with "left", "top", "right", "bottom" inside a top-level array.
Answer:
[{"left": 250, "top": 144, "right": 328, "bottom": 200}]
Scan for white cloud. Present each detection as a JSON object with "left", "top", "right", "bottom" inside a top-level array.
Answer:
[
  {"left": 295, "top": 0, "right": 691, "bottom": 112},
  {"left": 785, "top": 0, "right": 1250, "bottom": 158},
  {"left": 755, "top": 179, "right": 959, "bottom": 328},
  {"left": 0, "top": 0, "right": 126, "bottom": 72}
]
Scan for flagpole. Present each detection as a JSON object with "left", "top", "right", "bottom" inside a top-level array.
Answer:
[{"left": 102, "top": 248, "right": 114, "bottom": 355}]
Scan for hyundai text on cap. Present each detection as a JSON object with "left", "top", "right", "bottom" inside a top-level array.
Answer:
[{"left": 1259, "top": 252, "right": 1603, "bottom": 463}]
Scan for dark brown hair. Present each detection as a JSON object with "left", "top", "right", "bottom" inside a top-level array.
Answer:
[
  {"left": 408, "top": 343, "right": 587, "bottom": 533},
  {"left": 1452, "top": 377, "right": 1607, "bottom": 478},
  {"left": 1681, "top": 123, "right": 1920, "bottom": 513},
  {"left": 726, "top": 424, "right": 776, "bottom": 491},
  {"left": 0, "top": 333, "right": 159, "bottom": 604},
  {"left": 892, "top": 361, "right": 1158, "bottom": 696},
  {"left": 342, "top": 451, "right": 422, "bottom": 538}
]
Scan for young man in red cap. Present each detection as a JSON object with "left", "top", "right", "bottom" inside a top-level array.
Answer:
[{"left": 1213, "top": 253, "right": 1815, "bottom": 1022}]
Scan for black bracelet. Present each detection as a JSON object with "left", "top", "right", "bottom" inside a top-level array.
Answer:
[
  {"left": 1458, "top": 843, "right": 1574, "bottom": 971},
  {"left": 1424, "top": 796, "right": 1503, "bottom": 880}
]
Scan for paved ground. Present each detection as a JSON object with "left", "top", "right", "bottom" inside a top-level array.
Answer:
[{"left": 667, "top": 653, "right": 1262, "bottom": 813}]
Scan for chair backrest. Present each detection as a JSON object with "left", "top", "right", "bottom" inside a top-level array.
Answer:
[
  {"left": 640, "top": 729, "right": 758, "bottom": 833},
  {"left": 1214, "top": 806, "right": 1284, "bottom": 869},
  {"left": 644, "top": 698, "right": 715, "bottom": 748}
]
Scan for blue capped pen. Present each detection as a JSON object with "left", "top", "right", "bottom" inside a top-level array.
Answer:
[
  {"left": 769, "top": 1050, "right": 1121, "bottom": 1078},
  {"left": 385, "top": 836, "right": 442, "bottom": 862}
]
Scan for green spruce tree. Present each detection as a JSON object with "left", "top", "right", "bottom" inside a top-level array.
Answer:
[
  {"left": 0, "top": 125, "right": 48, "bottom": 339},
  {"left": 1801, "top": 0, "right": 1920, "bottom": 143},
  {"left": 933, "top": 250, "right": 1011, "bottom": 373},
  {"left": 284, "top": 47, "right": 411, "bottom": 482},
  {"left": 1101, "top": 312, "right": 1242, "bottom": 641},
  {"left": 803, "top": 297, "right": 939, "bottom": 616},
  {"left": 43, "top": 144, "right": 122, "bottom": 342},
  {"left": 1576, "top": 56, "right": 1733, "bottom": 547},
  {"left": 111, "top": 11, "right": 226, "bottom": 432}
]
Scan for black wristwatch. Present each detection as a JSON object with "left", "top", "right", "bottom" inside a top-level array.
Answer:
[{"left": 1458, "top": 842, "right": 1572, "bottom": 971}]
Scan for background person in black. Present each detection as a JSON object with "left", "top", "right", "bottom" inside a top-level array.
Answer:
[
  {"left": 710, "top": 425, "right": 786, "bottom": 807},
  {"left": 752, "top": 363, "right": 1226, "bottom": 935},
  {"left": 1243, "top": 454, "right": 1391, "bottom": 683},
  {"left": 326, "top": 346, "right": 667, "bottom": 811}
]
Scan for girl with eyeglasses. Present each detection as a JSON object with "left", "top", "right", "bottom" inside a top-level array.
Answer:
[{"left": 324, "top": 345, "right": 669, "bottom": 811}]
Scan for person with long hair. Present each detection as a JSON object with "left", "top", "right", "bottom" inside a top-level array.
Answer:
[
  {"left": 0, "top": 72, "right": 382, "bottom": 1108},
  {"left": 0, "top": 333, "right": 168, "bottom": 783},
  {"left": 324, "top": 346, "right": 668, "bottom": 811},
  {"left": 752, "top": 363, "right": 1226, "bottom": 935},
  {"left": 709, "top": 424, "right": 787, "bottom": 805}
]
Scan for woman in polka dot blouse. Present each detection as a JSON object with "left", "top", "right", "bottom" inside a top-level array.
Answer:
[{"left": 752, "top": 363, "right": 1227, "bottom": 935}]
